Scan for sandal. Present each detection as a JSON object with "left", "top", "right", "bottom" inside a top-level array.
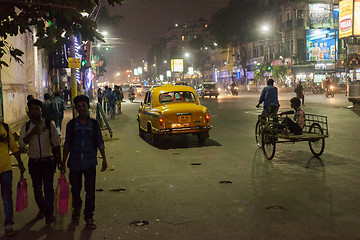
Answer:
[
  {"left": 5, "top": 228, "right": 15, "bottom": 237},
  {"left": 85, "top": 219, "right": 97, "bottom": 230}
]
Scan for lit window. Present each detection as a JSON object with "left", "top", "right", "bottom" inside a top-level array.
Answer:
[{"left": 182, "top": 36, "right": 185, "bottom": 41}]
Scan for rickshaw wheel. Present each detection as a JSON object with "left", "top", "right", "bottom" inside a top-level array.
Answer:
[
  {"left": 308, "top": 123, "right": 325, "bottom": 157},
  {"left": 255, "top": 119, "right": 263, "bottom": 148},
  {"left": 261, "top": 132, "right": 276, "bottom": 160}
]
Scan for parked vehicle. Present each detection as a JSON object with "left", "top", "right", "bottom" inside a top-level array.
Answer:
[
  {"left": 312, "top": 85, "right": 323, "bottom": 94},
  {"left": 138, "top": 84, "right": 212, "bottom": 146}
]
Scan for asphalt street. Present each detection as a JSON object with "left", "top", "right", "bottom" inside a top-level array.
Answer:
[{"left": 3, "top": 91, "right": 360, "bottom": 240}]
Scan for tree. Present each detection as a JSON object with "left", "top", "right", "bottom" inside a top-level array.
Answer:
[
  {"left": 272, "top": 65, "right": 287, "bottom": 83},
  {"left": 254, "top": 63, "right": 267, "bottom": 84},
  {"left": 0, "top": 0, "right": 123, "bottom": 68},
  {"left": 210, "top": 0, "right": 280, "bottom": 84}
]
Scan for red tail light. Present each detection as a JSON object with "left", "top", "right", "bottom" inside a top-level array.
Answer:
[
  {"left": 205, "top": 111, "right": 210, "bottom": 121},
  {"left": 159, "top": 114, "right": 164, "bottom": 126}
]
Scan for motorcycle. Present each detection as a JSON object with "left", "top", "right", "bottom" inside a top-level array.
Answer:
[
  {"left": 128, "top": 92, "right": 135, "bottom": 102},
  {"left": 312, "top": 85, "right": 323, "bottom": 94},
  {"left": 325, "top": 85, "right": 335, "bottom": 98},
  {"left": 231, "top": 87, "right": 238, "bottom": 96}
]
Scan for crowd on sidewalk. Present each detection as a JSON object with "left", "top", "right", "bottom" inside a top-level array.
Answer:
[
  {"left": 0, "top": 94, "right": 107, "bottom": 237},
  {"left": 97, "top": 85, "right": 125, "bottom": 118}
]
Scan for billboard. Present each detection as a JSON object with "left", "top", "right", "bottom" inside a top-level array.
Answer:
[
  {"left": 171, "top": 59, "right": 183, "bottom": 72},
  {"left": 309, "top": 4, "right": 331, "bottom": 28},
  {"left": 306, "top": 29, "right": 337, "bottom": 61},
  {"left": 339, "top": 0, "right": 353, "bottom": 38},
  {"left": 354, "top": 0, "right": 360, "bottom": 35}
]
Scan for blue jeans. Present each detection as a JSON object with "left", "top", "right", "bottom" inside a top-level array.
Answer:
[
  {"left": 109, "top": 103, "right": 115, "bottom": 118},
  {"left": 0, "top": 171, "right": 14, "bottom": 227},
  {"left": 69, "top": 166, "right": 96, "bottom": 220},
  {"left": 28, "top": 159, "right": 56, "bottom": 217}
]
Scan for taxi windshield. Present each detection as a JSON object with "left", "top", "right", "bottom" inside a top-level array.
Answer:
[{"left": 159, "top": 91, "right": 196, "bottom": 104}]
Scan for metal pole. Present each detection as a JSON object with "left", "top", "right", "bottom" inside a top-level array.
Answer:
[{"left": 70, "top": 34, "right": 77, "bottom": 118}]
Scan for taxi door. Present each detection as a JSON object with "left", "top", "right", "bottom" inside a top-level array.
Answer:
[{"left": 140, "top": 91, "right": 152, "bottom": 131}]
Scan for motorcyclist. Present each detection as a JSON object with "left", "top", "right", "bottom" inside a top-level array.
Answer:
[
  {"left": 230, "top": 81, "right": 238, "bottom": 95},
  {"left": 127, "top": 86, "right": 135, "bottom": 102},
  {"left": 256, "top": 78, "right": 280, "bottom": 115},
  {"left": 324, "top": 77, "right": 332, "bottom": 92},
  {"left": 128, "top": 85, "right": 135, "bottom": 95}
]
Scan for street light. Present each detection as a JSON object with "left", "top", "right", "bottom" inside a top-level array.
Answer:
[{"left": 262, "top": 25, "right": 270, "bottom": 32}]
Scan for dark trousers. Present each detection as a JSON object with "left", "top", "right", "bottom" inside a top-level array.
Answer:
[
  {"left": 0, "top": 171, "right": 14, "bottom": 227},
  {"left": 69, "top": 166, "right": 96, "bottom": 220},
  {"left": 28, "top": 159, "right": 56, "bottom": 217},
  {"left": 283, "top": 117, "right": 302, "bottom": 135}
]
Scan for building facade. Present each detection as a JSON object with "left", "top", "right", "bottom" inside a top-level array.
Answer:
[{"left": 0, "top": 29, "right": 49, "bottom": 127}]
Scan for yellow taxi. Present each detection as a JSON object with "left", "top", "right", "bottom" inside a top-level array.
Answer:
[{"left": 137, "top": 84, "right": 212, "bottom": 145}]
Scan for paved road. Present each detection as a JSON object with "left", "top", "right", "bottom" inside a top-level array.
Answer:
[{"left": 4, "top": 92, "right": 360, "bottom": 240}]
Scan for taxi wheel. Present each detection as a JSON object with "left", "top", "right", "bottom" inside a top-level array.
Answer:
[
  {"left": 197, "top": 132, "right": 208, "bottom": 144},
  {"left": 151, "top": 133, "right": 161, "bottom": 146},
  {"left": 148, "top": 124, "right": 160, "bottom": 146},
  {"left": 138, "top": 123, "right": 145, "bottom": 138}
]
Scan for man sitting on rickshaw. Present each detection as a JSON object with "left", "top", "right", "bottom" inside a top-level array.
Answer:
[{"left": 279, "top": 97, "right": 305, "bottom": 135}]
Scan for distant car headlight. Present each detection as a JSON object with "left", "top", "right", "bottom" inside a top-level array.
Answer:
[{"left": 330, "top": 86, "right": 334, "bottom": 90}]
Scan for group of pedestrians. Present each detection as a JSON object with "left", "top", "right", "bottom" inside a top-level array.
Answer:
[
  {"left": 97, "top": 85, "right": 124, "bottom": 118},
  {"left": 0, "top": 94, "right": 107, "bottom": 237},
  {"left": 41, "top": 92, "right": 66, "bottom": 137}
]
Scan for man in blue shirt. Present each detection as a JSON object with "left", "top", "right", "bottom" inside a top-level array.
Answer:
[
  {"left": 61, "top": 95, "right": 107, "bottom": 229},
  {"left": 256, "top": 79, "right": 280, "bottom": 115}
]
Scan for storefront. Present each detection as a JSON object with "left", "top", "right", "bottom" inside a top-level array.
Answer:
[
  {"left": 291, "top": 64, "right": 315, "bottom": 83},
  {"left": 313, "top": 63, "right": 335, "bottom": 83}
]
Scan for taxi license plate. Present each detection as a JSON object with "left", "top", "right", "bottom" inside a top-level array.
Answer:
[{"left": 178, "top": 115, "right": 191, "bottom": 123}]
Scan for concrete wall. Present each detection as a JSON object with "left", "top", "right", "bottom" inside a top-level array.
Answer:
[{"left": 0, "top": 30, "right": 49, "bottom": 129}]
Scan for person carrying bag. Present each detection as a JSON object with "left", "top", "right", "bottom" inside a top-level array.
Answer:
[
  {"left": 15, "top": 174, "right": 28, "bottom": 212},
  {"left": 55, "top": 173, "right": 70, "bottom": 214}
]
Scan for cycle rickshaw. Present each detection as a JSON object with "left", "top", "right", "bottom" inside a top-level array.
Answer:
[{"left": 255, "top": 109, "right": 329, "bottom": 160}]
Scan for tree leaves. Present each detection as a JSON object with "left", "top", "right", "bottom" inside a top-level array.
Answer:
[{"left": 0, "top": 0, "right": 124, "bottom": 68}]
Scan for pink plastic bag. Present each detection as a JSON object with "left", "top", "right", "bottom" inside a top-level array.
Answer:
[
  {"left": 16, "top": 174, "right": 28, "bottom": 212},
  {"left": 55, "top": 173, "right": 69, "bottom": 214}
]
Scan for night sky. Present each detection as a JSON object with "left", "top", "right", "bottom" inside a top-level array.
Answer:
[{"left": 102, "top": 0, "right": 229, "bottom": 82}]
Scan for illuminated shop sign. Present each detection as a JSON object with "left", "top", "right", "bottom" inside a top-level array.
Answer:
[{"left": 171, "top": 59, "right": 184, "bottom": 72}]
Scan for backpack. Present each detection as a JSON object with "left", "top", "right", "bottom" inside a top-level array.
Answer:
[
  {"left": 25, "top": 119, "right": 53, "bottom": 147},
  {"left": 68, "top": 118, "right": 100, "bottom": 150}
]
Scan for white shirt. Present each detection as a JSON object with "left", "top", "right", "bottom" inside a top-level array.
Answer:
[{"left": 19, "top": 119, "right": 60, "bottom": 159}]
